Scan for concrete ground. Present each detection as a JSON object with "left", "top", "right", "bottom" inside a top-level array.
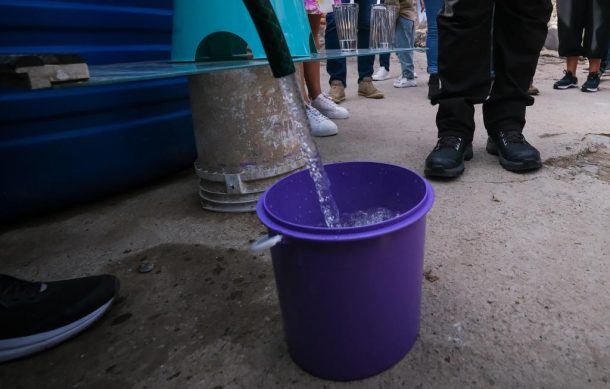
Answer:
[{"left": 1, "top": 52, "right": 609, "bottom": 388}]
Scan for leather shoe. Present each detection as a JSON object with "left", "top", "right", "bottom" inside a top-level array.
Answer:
[
  {"left": 425, "top": 136, "right": 473, "bottom": 178},
  {"left": 486, "top": 130, "right": 542, "bottom": 172}
]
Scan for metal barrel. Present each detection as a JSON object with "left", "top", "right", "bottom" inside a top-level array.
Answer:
[{"left": 188, "top": 66, "right": 307, "bottom": 212}]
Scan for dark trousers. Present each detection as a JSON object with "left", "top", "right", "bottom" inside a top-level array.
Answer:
[
  {"left": 557, "top": 0, "right": 610, "bottom": 59},
  {"left": 433, "top": 0, "right": 552, "bottom": 142},
  {"left": 325, "top": 0, "right": 375, "bottom": 86},
  {"left": 379, "top": 53, "right": 390, "bottom": 71}
]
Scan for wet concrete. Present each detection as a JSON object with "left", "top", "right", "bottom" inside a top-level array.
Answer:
[{"left": 1, "top": 52, "right": 610, "bottom": 388}]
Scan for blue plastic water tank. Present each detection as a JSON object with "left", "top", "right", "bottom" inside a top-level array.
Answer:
[{"left": 0, "top": 0, "right": 196, "bottom": 222}]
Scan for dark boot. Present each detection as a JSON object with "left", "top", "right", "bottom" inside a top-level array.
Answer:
[
  {"left": 486, "top": 130, "right": 542, "bottom": 172},
  {"left": 424, "top": 136, "right": 473, "bottom": 178},
  {"left": 427, "top": 73, "right": 440, "bottom": 100}
]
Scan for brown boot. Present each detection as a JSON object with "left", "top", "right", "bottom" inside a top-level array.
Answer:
[
  {"left": 358, "top": 76, "right": 384, "bottom": 99},
  {"left": 328, "top": 80, "right": 346, "bottom": 103}
]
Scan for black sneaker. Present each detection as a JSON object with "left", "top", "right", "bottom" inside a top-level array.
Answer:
[
  {"left": 427, "top": 73, "right": 440, "bottom": 100},
  {"left": 581, "top": 72, "right": 600, "bottom": 92},
  {"left": 486, "top": 131, "right": 542, "bottom": 172},
  {"left": 553, "top": 71, "right": 578, "bottom": 90},
  {"left": 0, "top": 274, "right": 119, "bottom": 363},
  {"left": 424, "top": 136, "right": 473, "bottom": 178}
]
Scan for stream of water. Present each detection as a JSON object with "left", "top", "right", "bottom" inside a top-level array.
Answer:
[{"left": 278, "top": 77, "right": 398, "bottom": 229}]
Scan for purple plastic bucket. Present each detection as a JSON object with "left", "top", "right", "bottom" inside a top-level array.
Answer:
[{"left": 256, "top": 161, "right": 434, "bottom": 381}]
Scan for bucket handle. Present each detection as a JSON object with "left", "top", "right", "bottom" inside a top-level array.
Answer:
[{"left": 250, "top": 234, "right": 283, "bottom": 252}]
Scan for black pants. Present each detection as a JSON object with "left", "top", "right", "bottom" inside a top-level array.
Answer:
[
  {"left": 557, "top": 0, "right": 610, "bottom": 59},
  {"left": 432, "top": 0, "right": 552, "bottom": 142}
]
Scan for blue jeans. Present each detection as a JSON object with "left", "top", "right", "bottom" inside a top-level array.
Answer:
[
  {"left": 424, "top": 0, "right": 442, "bottom": 74},
  {"left": 395, "top": 17, "right": 415, "bottom": 79},
  {"left": 325, "top": 0, "right": 375, "bottom": 86}
]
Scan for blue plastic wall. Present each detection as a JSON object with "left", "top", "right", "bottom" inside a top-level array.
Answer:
[{"left": 0, "top": 0, "right": 196, "bottom": 222}]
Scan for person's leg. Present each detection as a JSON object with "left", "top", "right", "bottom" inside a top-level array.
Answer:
[
  {"left": 566, "top": 56, "right": 579, "bottom": 74},
  {"left": 325, "top": 11, "right": 347, "bottom": 87},
  {"left": 424, "top": 0, "right": 442, "bottom": 75},
  {"left": 557, "top": 0, "right": 586, "bottom": 73},
  {"left": 306, "top": 13, "right": 349, "bottom": 120},
  {"left": 356, "top": 0, "right": 375, "bottom": 81},
  {"left": 433, "top": 0, "right": 494, "bottom": 143},
  {"left": 583, "top": 0, "right": 610, "bottom": 61},
  {"left": 425, "top": 0, "right": 493, "bottom": 178},
  {"left": 379, "top": 53, "right": 390, "bottom": 71},
  {"left": 580, "top": 0, "right": 610, "bottom": 92},
  {"left": 393, "top": 17, "right": 416, "bottom": 87},
  {"left": 373, "top": 53, "right": 391, "bottom": 80},
  {"left": 424, "top": 0, "right": 442, "bottom": 98},
  {"left": 482, "top": 0, "right": 552, "bottom": 172},
  {"left": 297, "top": 64, "right": 311, "bottom": 104},
  {"left": 484, "top": 0, "right": 552, "bottom": 133},
  {"left": 304, "top": 13, "right": 323, "bottom": 100}
]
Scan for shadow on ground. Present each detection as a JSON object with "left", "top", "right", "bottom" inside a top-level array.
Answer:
[{"left": 0, "top": 244, "right": 288, "bottom": 389}]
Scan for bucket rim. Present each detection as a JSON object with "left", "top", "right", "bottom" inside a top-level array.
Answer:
[{"left": 257, "top": 161, "right": 435, "bottom": 242}]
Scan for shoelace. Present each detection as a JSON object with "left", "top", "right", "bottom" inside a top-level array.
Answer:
[
  {"left": 306, "top": 105, "right": 328, "bottom": 123},
  {"left": 317, "top": 95, "right": 336, "bottom": 110},
  {"left": 500, "top": 131, "right": 526, "bottom": 144},
  {"left": 0, "top": 275, "right": 43, "bottom": 306},
  {"left": 435, "top": 136, "right": 462, "bottom": 150}
]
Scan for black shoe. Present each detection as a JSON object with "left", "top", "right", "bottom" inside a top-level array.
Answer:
[
  {"left": 427, "top": 73, "right": 440, "bottom": 100},
  {"left": 0, "top": 274, "right": 120, "bottom": 363},
  {"left": 486, "top": 131, "right": 542, "bottom": 172},
  {"left": 581, "top": 72, "right": 600, "bottom": 92},
  {"left": 424, "top": 136, "right": 473, "bottom": 178},
  {"left": 553, "top": 71, "right": 578, "bottom": 89},
  {"left": 600, "top": 61, "right": 607, "bottom": 74}
]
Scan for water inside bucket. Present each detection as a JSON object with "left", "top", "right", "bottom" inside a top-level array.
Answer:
[
  {"left": 263, "top": 162, "right": 429, "bottom": 233},
  {"left": 338, "top": 207, "right": 402, "bottom": 228}
]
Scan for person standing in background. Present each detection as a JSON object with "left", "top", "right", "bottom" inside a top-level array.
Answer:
[
  {"left": 424, "top": 0, "right": 552, "bottom": 178},
  {"left": 372, "top": 53, "right": 393, "bottom": 80},
  {"left": 419, "top": 0, "right": 442, "bottom": 99},
  {"left": 553, "top": 0, "right": 610, "bottom": 92},
  {"left": 390, "top": 0, "right": 418, "bottom": 88},
  {"left": 325, "top": 0, "right": 385, "bottom": 102},
  {"left": 301, "top": 0, "right": 350, "bottom": 137}
]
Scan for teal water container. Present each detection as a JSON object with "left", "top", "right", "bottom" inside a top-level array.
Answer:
[{"left": 171, "top": 0, "right": 312, "bottom": 61}]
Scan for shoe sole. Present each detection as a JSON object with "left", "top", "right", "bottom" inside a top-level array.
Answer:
[
  {"left": 486, "top": 143, "right": 542, "bottom": 172},
  {"left": 581, "top": 87, "right": 598, "bottom": 92},
  {"left": 311, "top": 129, "right": 338, "bottom": 137},
  {"left": 553, "top": 84, "right": 578, "bottom": 90},
  {"left": 372, "top": 76, "right": 391, "bottom": 81},
  {"left": 329, "top": 96, "right": 345, "bottom": 103},
  {"left": 358, "top": 92, "right": 384, "bottom": 99},
  {"left": 424, "top": 145, "right": 474, "bottom": 178},
  {"left": 0, "top": 299, "right": 114, "bottom": 363}
]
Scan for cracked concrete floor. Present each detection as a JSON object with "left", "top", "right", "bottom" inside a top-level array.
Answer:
[{"left": 1, "top": 52, "right": 609, "bottom": 388}]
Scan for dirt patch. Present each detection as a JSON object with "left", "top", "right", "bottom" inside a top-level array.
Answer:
[{"left": 545, "top": 135, "right": 610, "bottom": 184}]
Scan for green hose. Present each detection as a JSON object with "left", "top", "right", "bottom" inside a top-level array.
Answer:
[{"left": 242, "top": 0, "right": 296, "bottom": 78}]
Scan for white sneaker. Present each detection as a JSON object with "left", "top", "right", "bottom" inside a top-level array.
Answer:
[
  {"left": 393, "top": 77, "right": 417, "bottom": 88},
  {"left": 311, "top": 94, "right": 349, "bottom": 119},
  {"left": 372, "top": 67, "right": 391, "bottom": 81},
  {"left": 306, "top": 105, "right": 338, "bottom": 137}
]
